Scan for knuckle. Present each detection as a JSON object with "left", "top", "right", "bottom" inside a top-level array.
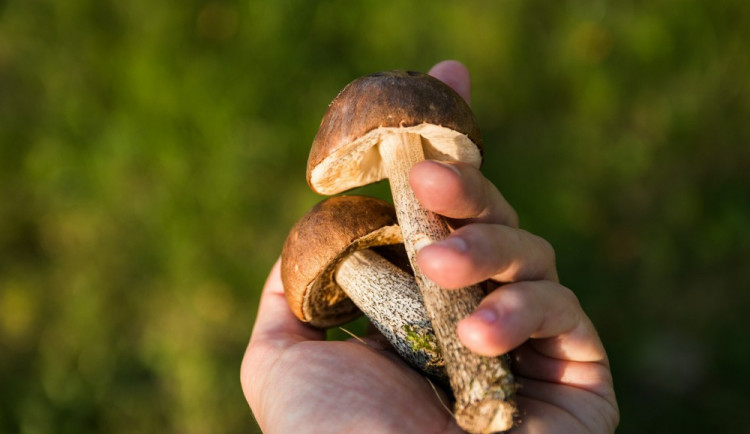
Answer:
[
  {"left": 534, "top": 234, "right": 556, "bottom": 265},
  {"left": 558, "top": 284, "right": 581, "bottom": 307},
  {"left": 506, "top": 208, "right": 520, "bottom": 228}
]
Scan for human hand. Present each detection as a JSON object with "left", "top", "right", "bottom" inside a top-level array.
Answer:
[
  {"left": 242, "top": 258, "right": 463, "bottom": 433},
  {"left": 413, "top": 62, "right": 619, "bottom": 433},
  {"left": 241, "top": 61, "right": 619, "bottom": 433}
]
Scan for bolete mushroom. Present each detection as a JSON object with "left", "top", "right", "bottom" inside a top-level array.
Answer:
[
  {"left": 281, "top": 195, "right": 446, "bottom": 382},
  {"left": 307, "top": 70, "right": 517, "bottom": 433}
]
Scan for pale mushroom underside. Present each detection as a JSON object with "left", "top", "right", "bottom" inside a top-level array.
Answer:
[
  {"left": 309, "top": 124, "right": 482, "bottom": 195},
  {"left": 302, "top": 224, "right": 403, "bottom": 327}
]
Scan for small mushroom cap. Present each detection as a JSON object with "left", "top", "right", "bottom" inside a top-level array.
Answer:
[
  {"left": 281, "top": 195, "right": 404, "bottom": 328},
  {"left": 308, "top": 70, "right": 483, "bottom": 195}
]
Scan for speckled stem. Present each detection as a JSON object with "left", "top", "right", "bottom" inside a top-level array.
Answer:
[
  {"left": 335, "top": 249, "right": 447, "bottom": 384},
  {"left": 380, "top": 131, "right": 517, "bottom": 434}
]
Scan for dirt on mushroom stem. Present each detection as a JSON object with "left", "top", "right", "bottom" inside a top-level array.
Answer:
[
  {"left": 280, "top": 195, "right": 448, "bottom": 383},
  {"left": 335, "top": 248, "right": 448, "bottom": 383},
  {"left": 379, "top": 130, "right": 517, "bottom": 433}
]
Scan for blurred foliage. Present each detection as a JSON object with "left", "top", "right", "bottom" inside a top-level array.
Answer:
[{"left": 0, "top": 0, "right": 748, "bottom": 432}]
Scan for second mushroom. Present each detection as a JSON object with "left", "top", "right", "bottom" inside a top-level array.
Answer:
[{"left": 281, "top": 195, "right": 447, "bottom": 384}]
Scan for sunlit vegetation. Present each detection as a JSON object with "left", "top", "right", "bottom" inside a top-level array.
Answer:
[{"left": 1, "top": 1, "right": 747, "bottom": 432}]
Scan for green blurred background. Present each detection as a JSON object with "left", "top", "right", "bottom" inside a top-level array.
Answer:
[{"left": 1, "top": 0, "right": 748, "bottom": 432}]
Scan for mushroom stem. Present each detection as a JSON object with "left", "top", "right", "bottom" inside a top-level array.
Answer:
[
  {"left": 335, "top": 249, "right": 447, "bottom": 384},
  {"left": 380, "top": 131, "right": 517, "bottom": 433}
]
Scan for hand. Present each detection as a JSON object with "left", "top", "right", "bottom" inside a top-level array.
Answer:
[{"left": 241, "top": 61, "right": 619, "bottom": 433}]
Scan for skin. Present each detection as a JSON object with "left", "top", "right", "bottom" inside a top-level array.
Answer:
[{"left": 241, "top": 61, "right": 619, "bottom": 433}]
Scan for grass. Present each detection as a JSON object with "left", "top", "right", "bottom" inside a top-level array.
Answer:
[{"left": 0, "top": 0, "right": 748, "bottom": 432}]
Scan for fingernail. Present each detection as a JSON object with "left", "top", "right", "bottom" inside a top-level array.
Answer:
[
  {"left": 470, "top": 308, "right": 498, "bottom": 325},
  {"left": 432, "top": 236, "right": 468, "bottom": 253},
  {"left": 431, "top": 160, "right": 462, "bottom": 177}
]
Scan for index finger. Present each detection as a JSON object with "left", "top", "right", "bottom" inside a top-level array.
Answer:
[{"left": 410, "top": 160, "right": 520, "bottom": 228}]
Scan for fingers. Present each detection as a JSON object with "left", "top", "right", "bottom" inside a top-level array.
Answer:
[
  {"left": 412, "top": 160, "right": 553, "bottom": 289},
  {"left": 515, "top": 379, "right": 620, "bottom": 433},
  {"left": 512, "top": 345, "right": 615, "bottom": 405},
  {"left": 428, "top": 60, "right": 472, "bottom": 105},
  {"left": 417, "top": 223, "right": 556, "bottom": 289},
  {"left": 512, "top": 396, "right": 588, "bottom": 434},
  {"left": 456, "top": 280, "right": 607, "bottom": 364},
  {"left": 248, "top": 259, "right": 325, "bottom": 346},
  {"left": 410, "top": 160, "right": 519, "bottom": 227},
  {"left": 514, "top": 384, "right": 618, "bottom": 434}
]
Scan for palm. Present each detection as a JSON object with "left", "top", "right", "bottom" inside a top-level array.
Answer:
[
  {"left": 247, "top": 330, "right": 615, "bottom": 434},
  {"left": 248, "top": 336, "right": 462, "bottom": 434}
]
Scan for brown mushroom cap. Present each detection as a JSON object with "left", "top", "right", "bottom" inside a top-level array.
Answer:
[
  {"left": 281, "top": 195, "right": 404, "bottom": 328},
  {"left": 307, "top": 70, "right": 483, "bottom": 195}
]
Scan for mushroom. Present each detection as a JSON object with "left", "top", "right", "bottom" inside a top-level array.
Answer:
[
  {"left": 307, "top": 70, "right": 517, "bottom": 433},
  {"left": 281, "top": 195, "right": 446, "bottom": 383}
]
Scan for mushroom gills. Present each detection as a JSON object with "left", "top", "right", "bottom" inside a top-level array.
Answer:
[{"left": 309, "top": 124, "right": 481, "bottom": 195}]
